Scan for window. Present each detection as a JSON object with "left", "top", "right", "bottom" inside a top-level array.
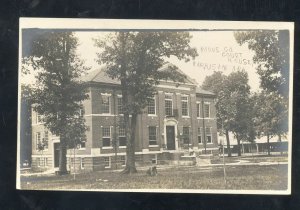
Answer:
[
  {"left": 78, "top": 141, "right": 86, "bottom": 149},
  {"left": 147, "top": 98, "right": 156, "bottom": 115},
  {"left": 81, "top": 158, "right": 85, "bottom": 169},
  {"left": 197, "top": 103, "right": 201, "bottom": 118},
  {"left": 182, "top": 127, "right": 190, "bottom": 144},
  {"left": 181, "top": 96, "right": 189, "bottom": 116},
  {"left": 101, "top": 94, "right": 110, "bottom": 114},
  {"left": 36, "top": 132, "right": 41, "bottom": 150},
  {"left": 120, "top": 156, "right": 126, "bottom": 166},
  {"left": 37, "top": 157, "right": 46, "bottom": 167},
  {"left": 43, "top": 131, "right": 49, "bottom": 149},
  {"left": 148, "top": 126, "right": 157, "bottom": 145},
  {"left": 198, "top": 128, "right": 202, "bottom": 144},
  {"left": 75, "top": 107, "right": 84, "bottom": 118},
  {"left": 70, "top": 158, "right": 74, "bottom": 168},
  {"left": 36, "top": 158, "right": 40, "bottom": 167},
  {"left": 79, "top": 107, "right": 84, "bottom": 116},
  {"left": 151, "top": 154, "right": 158, "bottom": 164},
  {"left": 102, "top": 127, "right": 111, "bottom": 147},
  {"left": 206, "top": 127, "right": 212, "bottom": 143},
  {"left": 117, "top": 97, "right": 123, "bottom": 114},
  {"left": 104, "top": 157, "right": 111, "bottom": 168},
  {"left": 118, "top": 126, "right": 127, "bottom": 147},
  {"left": 44, "top": 158, "right": 48, "bottom": 166},
  {"left": 36, "top": 113, "right": 42, "bottom": 124},
  {"left": 165, "top": 94, "right": 173, "bottom": 116},
  {"left": 204, "top": 103, "right": 210, "bottom": 118}
]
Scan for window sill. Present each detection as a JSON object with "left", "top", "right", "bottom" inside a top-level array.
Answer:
[
  {"left": 119, "top": 146, "right": 127, "bottom": 149},
  {"left": 182, "top": 116, "right": 190, "bottom": 118},
  {"left": 78, "top": 148, "right": 86, "bottom": 150},
  {"left": 98, "top": 114, "right": 113, "bottom": 116},
  {"left": 102, "top": 147, "right": 113, "bottom": 149},
  {"left": 36, "top": 149, "right": 49, "bottom": 152},
  {"left": 148, "top": 114, "right": 157, "bottom": 117},
  {"left": 149, "top": 145, "right": 159, "bottom": 147},
  {"left": 104, "top": 166, "right": 111, "bottom": 169}
]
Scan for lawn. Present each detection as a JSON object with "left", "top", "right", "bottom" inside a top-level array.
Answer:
[{"left": 20, "top": 164, "right": 288, "bottom": 191}]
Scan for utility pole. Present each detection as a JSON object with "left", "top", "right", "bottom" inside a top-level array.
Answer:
[
  {"left": 220, "top": 119, "right": 226, "bottom": 186},
  {"left": 222, "top": 138, "right": 227, "bottom": 186},
  {"left": 73, "top": 140, "right": 76, "bottom": 180}
]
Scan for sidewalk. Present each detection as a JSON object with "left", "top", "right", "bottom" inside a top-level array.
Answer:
[{"left": 20, "top": 155, "right": 288, "bottom": 177}]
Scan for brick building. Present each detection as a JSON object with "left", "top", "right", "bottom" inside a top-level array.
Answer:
[{"left": 31, "top": 64, "right": 218, "bottom": 172}]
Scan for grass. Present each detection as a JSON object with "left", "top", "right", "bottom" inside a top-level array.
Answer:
[
  {"left": 20, "top": 164, "right": 288, "bottom": 191},
  {"left": 212, "top": 154, "right": 288, "bottom": 164}
]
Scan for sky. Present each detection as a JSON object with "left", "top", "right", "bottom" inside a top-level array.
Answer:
[
  {"left": 21, "top": 30, "right": 260, "bottom": 91},
  {"left": 75, "top": 31, "right": 260, "bottom": 91}
]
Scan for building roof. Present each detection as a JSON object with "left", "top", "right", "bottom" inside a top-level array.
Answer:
[
  {"left": 196, "top": 87, "right": 215, "bottom": 96},
  {"left": 81, "top": 67, "right": 120, "bottom": 85},
  {"left": 158, "top": 63, "right": 197, "bottom": 85},
  {"left": 82, "top": 63, "right": 198, "bottom": 86}
]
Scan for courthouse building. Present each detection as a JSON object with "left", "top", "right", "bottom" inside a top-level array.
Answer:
[{"left": 31, "top": 64, "right": 218, "bottom": 172}]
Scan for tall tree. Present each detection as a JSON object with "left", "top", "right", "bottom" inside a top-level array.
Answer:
[
  {"left": 94, "top": 32, "right": 197, "bottom": 174},
  {"left": 234, "top": 30, "right": 289, "bottom": 97},
  {"left": 223, "top": 71, "right": 253, "bottom": 156},
  {"left": 202, "top": 71, "right": 254, "bottom": 157},
  {"left": 22, "top": 31, "right": 89, "bottom": 175},
  {"left": 202, "top": 71, "right": 233, "bottom": 157},
  {"left": 253, "top": 91, "right": 288, "bottom": 155},
  {"left": 234, "top": 30, "right": 289, "bottom": 146},
  {"left": 20, "top": 84, "right": 33, "bottom": 166}
]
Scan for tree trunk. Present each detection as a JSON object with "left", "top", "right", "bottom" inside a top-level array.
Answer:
[
  {"left": 267, "top": 133, "right": 271, "bottom": 156},
  {"left": 58, "top": 136, "right": 68, "bottom": 175},
  {"left": 225, "top": 129, "right": 232, "bottom": 157},
  {"left": 122, "top": 113, "right": 138, "bottom": 174},
  {"left": 237, "top": 135, "right": 241, "bottom": 156}
]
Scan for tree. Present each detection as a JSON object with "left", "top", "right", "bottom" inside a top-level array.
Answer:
[
  {"left": 203, "top": 71, "right": 254, "bottom": 156},
  {"left": 20, "top": 84, "right": 33, "bottom": 166},
  {"left": 223, "top": 71, "right": 254, "bottom": 156},
  {"left": 22, "top": 31, "right": 89, "bottom": 175},
  {"left": 234, "top": 30, "right": 289, "bottom": 149},
  {"left": 253, "top": 91, "right": 288, "bottom": 155},
  {"left": 234, "top": 30, "right": 289, "bottom": 97},
  {"left": 94, "top": 32, "right": 197, "bottom": 174},
  {"left": 202, "top": 71, "right": 233, "bottom": 157}
]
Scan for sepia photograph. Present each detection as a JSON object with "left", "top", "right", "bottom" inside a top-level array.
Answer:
[{"left": 17, "top": 18, "right": 293, "bottom": 194}]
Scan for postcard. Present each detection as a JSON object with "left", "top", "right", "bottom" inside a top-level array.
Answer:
[{"left": 17, "top": 18, "right": 293, "bottom": 194}]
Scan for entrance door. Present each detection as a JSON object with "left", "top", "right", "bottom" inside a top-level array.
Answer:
[
  {"left": 166, "top": 126, "right": 175, "bottom": 150},
  {"left": 54, "top": 143, "right": 60, "bottom": 168}
]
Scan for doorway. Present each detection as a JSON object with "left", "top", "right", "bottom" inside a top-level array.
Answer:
[{"left": 166, "top": 126, "right": 175, "bottom": 150}]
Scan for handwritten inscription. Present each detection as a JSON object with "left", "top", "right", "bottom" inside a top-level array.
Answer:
[{"left": 194, "top": 46, "right": 254, "bottom": 71}]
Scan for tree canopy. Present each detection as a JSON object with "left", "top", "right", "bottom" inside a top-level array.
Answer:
[
  {"left": 202, "top": 70, "right": 254, "bottom": 156},
  {"left": 22, "top": 31, "right": 89, "bottom": 174},
  {"left": 94, "top": 31, "right": 197, "bottom": 173},
  {"left": 234, "top": 30, "right": 289, "bottom": 153},
  {"left": 234, "top": 30, "right": 289, "bottom": 97}
]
